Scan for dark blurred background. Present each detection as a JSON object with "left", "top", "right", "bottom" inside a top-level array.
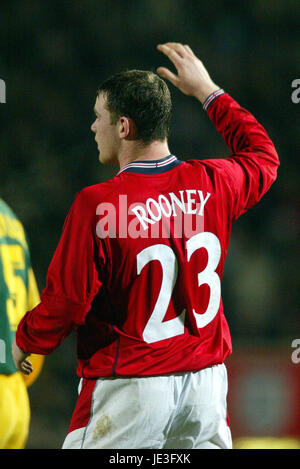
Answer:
[{"left": 0, "top": 0, "right": 299, "bottom": 449}]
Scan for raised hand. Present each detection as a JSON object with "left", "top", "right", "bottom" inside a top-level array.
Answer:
[{"left": 156, "top": 42, "right": 220, "bottom": 104}]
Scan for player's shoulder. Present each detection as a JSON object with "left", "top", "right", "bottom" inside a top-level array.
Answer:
[
  {"left": 0, "top": 197, "right": 18, "bottom": 219},
  {"left": 0, "top": 198, "right": 28, "bottom": 247},
  {"left": 74, "top": 174, "right": 125, "bottom": 206},
  {"left": 183, "top": 157, "right": 226, "bottom": 170},
  {"left": 181, "top": 158, "right": 237, "bottom": 193},
  {"left": 183, "top": 157, "right": 237, "bottom": 180}
]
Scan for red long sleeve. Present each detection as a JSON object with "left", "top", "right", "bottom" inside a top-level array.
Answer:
[
  {"left": 16, "top": 189, "right": 106, "bottom": 354},
  {"left": 204, "top": 93, "right": 279, "bottom": 221}
]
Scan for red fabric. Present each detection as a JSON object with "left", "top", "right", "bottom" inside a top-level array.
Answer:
[
  {"left": 16, "top": 93, "right": 279, "bottom": 378},
  {"left": 67, "top": 379, "right": 97, "bottom": 434}
]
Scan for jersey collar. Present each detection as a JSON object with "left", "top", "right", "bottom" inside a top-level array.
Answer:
[{"left": 118, "top": 154, "right": 181, "bottom": 175}]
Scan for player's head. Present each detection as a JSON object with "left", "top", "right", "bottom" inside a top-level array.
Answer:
[{"left": 91, "top": 70, "right": 172, "bottom": 164}]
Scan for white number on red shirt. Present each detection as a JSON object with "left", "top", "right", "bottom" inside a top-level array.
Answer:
[
  {"left": 137, "top": 232, "right": 222, "bottom": 343},
  {"left": 137, "top": 244, "right": 186, "bottom": 343}
]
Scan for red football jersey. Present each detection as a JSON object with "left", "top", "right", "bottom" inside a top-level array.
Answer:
[{"left": 16, "top": 92, "right": 279, "bottom": 378}]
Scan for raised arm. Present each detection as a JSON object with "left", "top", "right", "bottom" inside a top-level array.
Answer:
[
  {"left": 157, "top": 42, "right": 279, "bottom": 220},
  {"left": 13, "top": 190, "right": 105, "bottom": 375}
]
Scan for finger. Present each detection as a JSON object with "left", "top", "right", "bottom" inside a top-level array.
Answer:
[
  {"left": 156, "top": 67, "right": 179, "bottom": 87},
  {"left": 21, "top": 359, "right": 33, "bottom": 374},
  {"left": 164, "top": 42, "right": 187, "bottom": 58},
  {"left": 157, "top": 44, "right": 183, "bottom": 67},
  {"left": 22, "top": 362, "right": 32, "bottom": 372},
  {"left": 23, "top": 358, "right": 32, "bottom": 368},
  {"left": 184, "top": 45, "right": 195, "bottom": 56}
]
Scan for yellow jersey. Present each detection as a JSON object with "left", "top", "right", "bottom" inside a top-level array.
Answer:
[{"left": 0, "top": 198, "right": 43, "bottom": 385}]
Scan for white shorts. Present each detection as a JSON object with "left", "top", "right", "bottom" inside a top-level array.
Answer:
[{"left": 62, "top": 364, "right": 232, "bottom": 449}]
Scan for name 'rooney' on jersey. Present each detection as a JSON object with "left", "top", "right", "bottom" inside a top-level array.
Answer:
[
  {"left": 95, "top": 189, "right": 211, "bottom": 239},
  {"left": 131, "top": 189, "right": 211, "bottom": 229}
]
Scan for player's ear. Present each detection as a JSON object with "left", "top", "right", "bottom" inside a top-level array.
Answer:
[{"left": 119, "top": 116, "right": 137, "bottom": 140}]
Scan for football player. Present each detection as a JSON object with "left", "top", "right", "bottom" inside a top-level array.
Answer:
[
  {"left": 0, "top": 199, "right": 43, "bottom": 448},
  {"left": 13, "top": 43, "right": 279, "bottom": 449}
]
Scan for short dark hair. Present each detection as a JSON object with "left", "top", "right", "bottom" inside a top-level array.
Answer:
[{"left": 97, "top": 70, "right": 172, "bottom": 144}]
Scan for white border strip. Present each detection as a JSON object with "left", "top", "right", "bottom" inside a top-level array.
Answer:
[{"left": 118, "top": 155, "right": 177, "bottom": 175}]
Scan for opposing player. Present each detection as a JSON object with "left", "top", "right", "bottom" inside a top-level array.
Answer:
[
  {"left": 13, "top": 43, "right": 279, "bottom": 449},
  {"left": 0, "top": 199, "right": 44, "bottom": 449}
]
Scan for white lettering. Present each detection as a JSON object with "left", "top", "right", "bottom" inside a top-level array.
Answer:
[
  {"left": 146, "top": 198, "right": 161, "bottom": 222},
  {"left": 291, "top": 79, "right": 300, "bottom": 104},
  {"left": 291, "top": 338, "right": 300, "bottom": 364},
  {"left": 158, "top": 194, "right": 172, "bottom": 217},
  {"left": 109, "top": 453, "right": 144, "bottom": 466},
  {"left": 131, "top": 204, "right": 155, "bottom": 230},
  {"left": 198, "top": 190, "right": 211, "bottom": 216},
  {"left": 96, "top": 202, "right": 116, "bottom": 238},
  {"left": 118, "top": 195, "right": 128, "bottom": 238},
  {"left": 131, "top": 189, "right": 211, "bottom": 231},
  {"left": 169, "top": 190, "right": 186, "bottom": 216},
  {"left": 0, "top": 79, "right": 5, "bottom": 104},
  {"left": 95, "top": 189, "right": 211, "bottom": 238},
  {"left": 186, "top": 190, "right": 198, "bottom": 214}
]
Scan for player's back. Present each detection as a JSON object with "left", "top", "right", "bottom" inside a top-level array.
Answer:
[
  {"left": 76, "top": 155, "right": 234, "bottom": 378},
  {"left": 21, "top": 92, "right": 278, "bottom": 379}
]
